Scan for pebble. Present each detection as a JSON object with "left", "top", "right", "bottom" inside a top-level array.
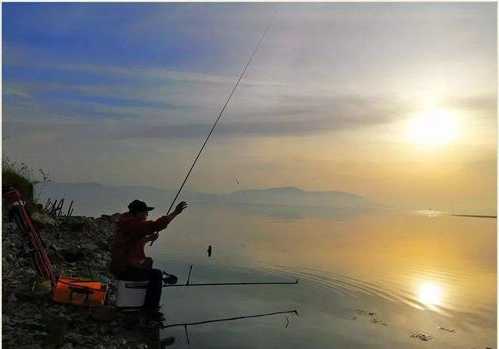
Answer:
[
  {"left": 410, "top": 331, "right": 433, "bottom": 341},
  {"left": 354, "top": 309, "right": 388, "bottom": 326},
  {"left": 438, "top": 326, "right": 456, "bottom": 333}
]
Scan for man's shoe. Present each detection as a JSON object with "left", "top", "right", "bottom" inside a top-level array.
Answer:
[
  {"left": 160, "top": 336, "right": 175, "bottom": 347},
  {"left": 162, "top": 272, "right": 178, "bottom": 285}
]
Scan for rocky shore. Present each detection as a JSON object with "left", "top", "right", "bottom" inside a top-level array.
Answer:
[{"left": 2, "top": 212, "right": 161, "bottom": 349}]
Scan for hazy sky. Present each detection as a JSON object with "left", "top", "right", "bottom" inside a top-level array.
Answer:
[{"left": 3, "top": 3, "right": 497, "bottom": 212}]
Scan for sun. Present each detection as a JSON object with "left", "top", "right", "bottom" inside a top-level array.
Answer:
[
  {"left": 407, "top": 109, "right": 459, "bottom": 146},
  {"left": 417, "top": 281, "right": 443, "bottom": 306}
]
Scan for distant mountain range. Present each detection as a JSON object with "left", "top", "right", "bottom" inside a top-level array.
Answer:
[
  {"left": 36, "top": 182, "right": 373, "bottom": 217},
  {"left": 226, "top": 186, "right": 367, "bottom": 208}
]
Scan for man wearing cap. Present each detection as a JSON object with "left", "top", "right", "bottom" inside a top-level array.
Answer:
[{"left": 110, "top": 199, "right": 187, "bottom": 317}]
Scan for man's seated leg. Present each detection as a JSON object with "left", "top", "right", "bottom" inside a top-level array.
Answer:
[{"left": 143, "top": 268, "right": 163, "bottom": 310}]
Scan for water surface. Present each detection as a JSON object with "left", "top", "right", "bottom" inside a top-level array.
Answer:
[{"left": 149, "top": 204, "right": 496, "bottom": 348}]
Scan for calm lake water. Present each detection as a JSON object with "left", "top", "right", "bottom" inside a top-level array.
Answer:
[{"left": 148, "top": 204, "right": 496, "bottom": 348}]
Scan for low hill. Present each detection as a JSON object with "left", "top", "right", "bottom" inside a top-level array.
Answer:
[{"left": 36, "top": 182, "right": 373, "bottom": 217}]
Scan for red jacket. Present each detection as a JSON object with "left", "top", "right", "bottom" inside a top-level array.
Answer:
[{"left": 110, "top": 212, "right": 173, "bottom": 275}]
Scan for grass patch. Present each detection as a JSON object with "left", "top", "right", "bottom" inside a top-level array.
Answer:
[{"left": 2, "top": 157, "right": 49, "bottom": 205}]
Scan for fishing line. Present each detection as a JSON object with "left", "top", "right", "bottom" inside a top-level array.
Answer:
[{"left": 152, "top": 14, "right": 275, "bottom": 245}]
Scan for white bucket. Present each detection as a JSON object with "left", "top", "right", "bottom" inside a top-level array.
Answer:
[{"left": 115, "top": 280, "right": 149, "bottom": 308}]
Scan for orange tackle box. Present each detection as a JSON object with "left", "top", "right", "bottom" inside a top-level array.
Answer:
[{"left": 52, "top": 276, "right": 108, "bottom": 306}]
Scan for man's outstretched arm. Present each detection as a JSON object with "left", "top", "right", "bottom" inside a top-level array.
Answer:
[
  {"left": 125, "top": 202, "right": 188, "bottom": 241},
  {"left": 145, "top": 201, "right": 188, "bottom": 240},
  {"left": 152, "top": 201, "right": 188, "bottom": 230}
]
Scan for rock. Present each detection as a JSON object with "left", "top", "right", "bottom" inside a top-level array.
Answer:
[
  {"left": 59, "top": 247, "right": 85, "bottom": 263},
  {"left": 47, "top": 247, "right": 64, "bottom": 263},
  {"left": 31, "top": 212, "right": 56, "bottom": 227},
  {"left": 5, "top": 222, "right": 18, "bottom": 232},
  {"left": 32, "top": 280, "right": 52, "bottom": 297},
  {"left": 81, "top": 242, "right": 99, "bottom": 251},
  {"left": 60, "top": 217, "right": 86, "bottom": 232},
  {"left": 65, "top": 332, "right": 86, "bottom": 345},
  {"left": 97, "top": 239, "right": 111, "bottom": 252},
  {"left": 44, "top": 316, "right": 68, "bottom": 348},
  {"left": 16, "top": 318, "right": 46, "bottom": 331},
  {"left": 19, "top": 344, "right": 43, "bottom": 349},
  {"left": 15, "top": 290, "right": 40, "bottom": 302},
  {"left": 410, "top": 331, "right": 432, "bottom": 341},
  {"left": 438, "top": 326, "right": 455, "bottom": 333},
  {"left": 91, "top": 306, "right": 116, "bottom": 322},
  {"left": 8, "top": 292, "right": 17, "bottom": 304}
]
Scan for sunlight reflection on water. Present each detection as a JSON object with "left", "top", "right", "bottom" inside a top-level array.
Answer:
[{"left": 417, "top": 281, "right": 443, "bottom": 307}]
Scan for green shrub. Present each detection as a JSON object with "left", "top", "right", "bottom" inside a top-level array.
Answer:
[
  {"left": 2, "top": 158, "right": 47, "bottom": 205},
  {"left": 3, "top": 167, "right": 34, "bottom": 202}
]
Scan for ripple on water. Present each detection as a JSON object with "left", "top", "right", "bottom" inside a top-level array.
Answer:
[{"left": 261, "top": 263, "right": 494, "bottom": 324}]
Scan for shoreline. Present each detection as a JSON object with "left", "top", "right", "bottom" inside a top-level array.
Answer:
[{"left": 2, "top": 212, "right": 162, "bottom": 349}]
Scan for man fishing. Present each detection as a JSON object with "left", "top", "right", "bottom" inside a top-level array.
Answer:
[{"left": 110, "top": 199, "right": 188, "bottom": 319}]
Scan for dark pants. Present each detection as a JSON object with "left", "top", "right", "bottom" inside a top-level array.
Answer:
[{"left": 117, "top": 267, "right": 163, "bottom": 309}]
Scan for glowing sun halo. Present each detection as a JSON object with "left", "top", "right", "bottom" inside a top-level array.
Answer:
[
  {"left": 407, "top": 109, "right": 459, "bottom": 146},
  {"left": 418, "top": 281, "right": 443, "bottom": 306}
]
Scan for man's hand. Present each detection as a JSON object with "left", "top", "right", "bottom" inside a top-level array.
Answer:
[
  {"left": 144, "top": 232, "right": 159, "bottom": 242},
  {"left": 151, "top": 232, "right": 160, "bottom": 242},
  {"left": 147, "top": 231, "right": 160, "bottom": 246},
  {"left": 174, "top": 201, "right": 188, "bottom": 215}
]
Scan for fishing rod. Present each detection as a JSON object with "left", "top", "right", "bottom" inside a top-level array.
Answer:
[
  {"left": 162, "top": 309, "right": 298, "bottom": 345},
  {"left": 152, "top": 14, "right": 275, "bottom": 246},
  {"left": 163, "top": 265, "right": 299, "bottom": 287},
  {"left": 164, "top": 280, "right": 298, "bottom": 288},
  {"left": 162, "top": 309, "right": 298, "bottom": 329}
]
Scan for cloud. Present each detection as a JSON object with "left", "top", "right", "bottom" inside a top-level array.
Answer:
[
  {"left": 3, "top": 86, "right": 32, "bottom": 99},
  {"left": 6, "top": 65, "right": 496, "bottom": 142},
  {"left": 5, "top": 88, "right": 412, "bottom": 143},
  {"left": 444, "top": 95, "right": 497, "bottom": 115}
]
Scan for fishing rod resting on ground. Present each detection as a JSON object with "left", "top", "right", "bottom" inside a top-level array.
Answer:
[
  {"left": 165, "top": 281, "right": 299, "bottom": 287},
  {"left": 151, "top": 15, "right": 275, "bottom": 246}
]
